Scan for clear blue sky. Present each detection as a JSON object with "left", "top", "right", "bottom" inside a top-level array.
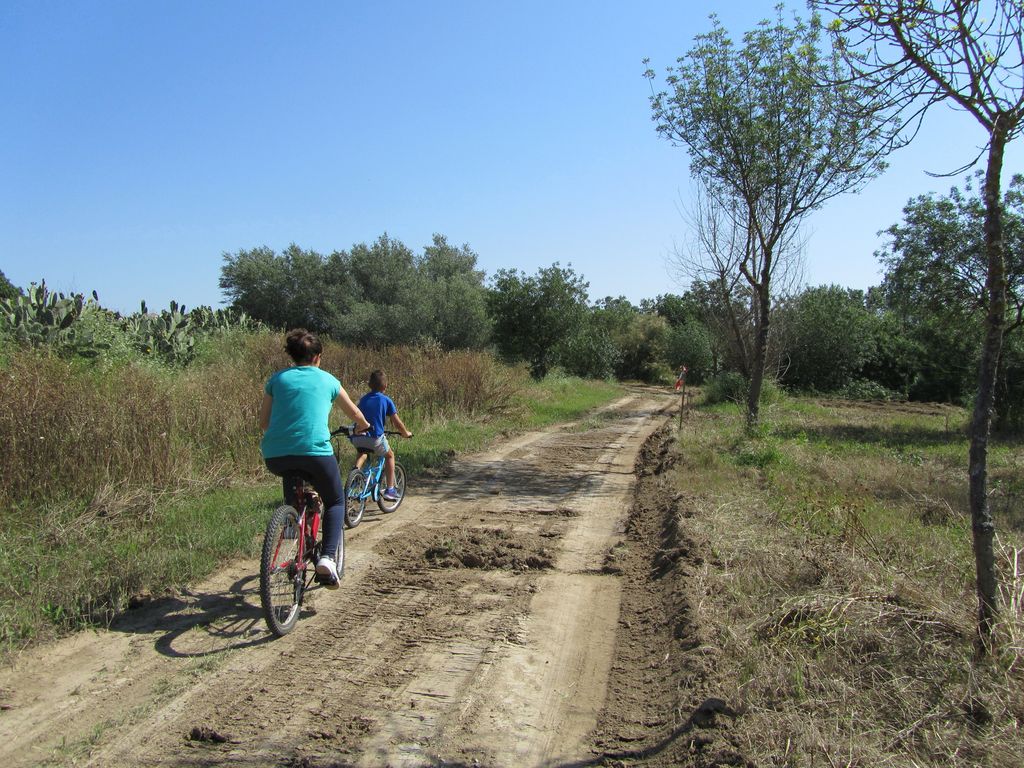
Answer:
[{"left": 2, "top": 1, "right": 1019, "bottom": 314}]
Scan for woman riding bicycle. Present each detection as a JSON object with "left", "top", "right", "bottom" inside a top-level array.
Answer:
[{"left": 259, "top": 329, "right": 370, "bottom": 588}]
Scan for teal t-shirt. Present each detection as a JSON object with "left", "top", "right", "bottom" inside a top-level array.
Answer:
[{"left": 260, "top": 366, "right": 341, "bottom": 458}]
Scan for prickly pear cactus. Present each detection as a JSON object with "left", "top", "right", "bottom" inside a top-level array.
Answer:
[
  {"left": 0, "top": 281, "right": 88, "bottom": 347},
  {"left": 123, "top": 300, "right": 197, "bottom": 364}
]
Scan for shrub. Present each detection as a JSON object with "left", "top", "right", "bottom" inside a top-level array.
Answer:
[
  {"left": 704, "top": 372, "right": 749, "bottom": 405},
  {"left": 704, "top": 372, "right": 784, "bottom": 407},
  {"left": 840, "top": 378, "right": 902, "bottom": 402}
]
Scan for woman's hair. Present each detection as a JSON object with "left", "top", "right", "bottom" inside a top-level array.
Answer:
[
  {"left": 284, "top": 328, "right": 323, "bottom": 365},
  {"left": 369, "top": 369, "right": 387, "bottom": 392}
]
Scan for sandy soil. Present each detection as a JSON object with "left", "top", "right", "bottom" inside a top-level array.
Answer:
[{"left": 0, "top": 389, "right": 715, "bottom": 768}]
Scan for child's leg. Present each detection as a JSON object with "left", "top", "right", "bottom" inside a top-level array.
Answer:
[
  {"left": 385, "top": 448, "right": 396, "bottom": 488},
  {"left": 355, "top": 452, "right": 367, "bottom": 471}
]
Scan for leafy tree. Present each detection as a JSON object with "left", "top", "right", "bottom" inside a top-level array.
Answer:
[
  {"left": 815, "top": 0, "right": 1024, "bottom": 648},
  {"left": 687, "top": 277, "right": 755, "bottom": 379},
  {"left": 588, "top": 297, "right": 640, "bottom": 378},
  {"left": 220, "top": 234, "right": 490, "bottom": 350},
  {"left": 616, "top": 313, "right": 670, "bottom": 382},
  {"left": 0, "top": 270, "right": 18, "bottom": 301},
  {"left": 880, "top": 173, "right": 1024, "bottom": 328},
  {"left": 219, "top": 245, "right": 333, "bottom": 331},
  {"left": 777, "top": 286, "right": 877, "bottom": 392},
  {"left": 646, "top": 7, "right": 888, "bottom": 427},
  {"left": 419, "top": 234, "right": 489, "bottom": 350},
  {"left": 555, "top": 315, "right": 619, "bottom": 380},
  {"left": 345, "top": 235, "right": 427, "bottom": 346},
  {"left": 878, "top": 174, "right": 1024, "bottom": 419},
  {"left": 998, "top": 331, "right": 1024, "bottom": 430},
  {"left": 645, "top": 293, "right": 703, "bottom": 328},
  {"left": 584, "top": 297, "right": 671, "bottom": 382},
  {"left": 663, "top": 320, "right": 713, "bottom": 384},
  {"left": 487, "top": 264, "right": 589, "bottom": 379},
  {"left": 858, "top": 309, "right": 925, "bottom": 398}
]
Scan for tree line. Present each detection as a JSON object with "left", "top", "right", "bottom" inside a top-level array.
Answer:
[{"left": 213, "top": 166, "right": 1023, "bottom": 433}]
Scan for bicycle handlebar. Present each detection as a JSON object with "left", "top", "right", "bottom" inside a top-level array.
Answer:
[{"left": 330, "top": 425, "right": 413, "bottom": 439}]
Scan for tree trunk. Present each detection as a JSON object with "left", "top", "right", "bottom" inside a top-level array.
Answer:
[
  {"left": 969, "top": 124, "right": 1008, "bottom": 652},
  {"left": 746, "top": 281, "right": 772, "bottom": 429}
]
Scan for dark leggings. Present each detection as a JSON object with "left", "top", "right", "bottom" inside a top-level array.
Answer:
[{"left": 264, "top": 454, "right": 344, "bottom": 560}]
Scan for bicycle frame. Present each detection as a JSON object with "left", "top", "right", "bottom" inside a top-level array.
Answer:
[
  {"left": 352, "top": 454, "right": 386, "bottom": 501},
  {"left": 268, "top": 481, "right": 322, "bottom": 589},
  {"left": 333, "top": 426, "right": 399, "bottom": 501}
]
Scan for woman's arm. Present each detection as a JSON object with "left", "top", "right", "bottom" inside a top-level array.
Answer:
[
  {"left": 336, "top": 387, "right": 371, "bottom": 432},
  {"left": 259, "top": 393, "right": 273, "bottom": 432}
]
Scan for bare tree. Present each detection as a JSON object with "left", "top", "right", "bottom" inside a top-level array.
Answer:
[
  {"left": 813, "top": 0, "right": 1024, "bottom": 651},
  {"left": 672, "top": 182, "right": 752, "bottom": 378},
  {"left": 672, "top": 181, "right": 805, "bottom": 381}
]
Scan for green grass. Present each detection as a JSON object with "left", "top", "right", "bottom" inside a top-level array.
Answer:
[
  {"left": 0, "top": 485, "right": 278, "bottom": 652},
  {"left": 0, "top": 372, "right": 622, "bottom": 657},
  {"left": 518, "top": 374, "right": 622, "bottom": 426}
]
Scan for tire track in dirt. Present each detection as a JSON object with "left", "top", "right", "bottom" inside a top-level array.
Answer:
[{"left": 0, "top": 391, "right": 674, "bottom": 768}]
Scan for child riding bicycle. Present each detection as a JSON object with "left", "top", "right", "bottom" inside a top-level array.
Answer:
[
  {"left": 259, "top": 329, "right": 371, "bottom": 588},
  {"left": 348, "top": 369, "right": 413, "bottom": 501}
]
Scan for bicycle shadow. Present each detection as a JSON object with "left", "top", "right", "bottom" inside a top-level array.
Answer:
[{"left": 109, "top": 573, "right": 312, "bottom": 659}]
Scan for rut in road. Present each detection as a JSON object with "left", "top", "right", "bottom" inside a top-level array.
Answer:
[{"left": 0, "top": 392, "right": 674, "bottom": 768}]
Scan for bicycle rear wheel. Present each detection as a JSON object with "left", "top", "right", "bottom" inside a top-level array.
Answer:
[
  {"left": 344, "top": 468, "right": 369, "bottom": 528},
  {"left": 377, "top": 461, "right": 406, "bottom": 513},
  {"left": 260, "top": 504, "right": 305, "bottom": 637}
]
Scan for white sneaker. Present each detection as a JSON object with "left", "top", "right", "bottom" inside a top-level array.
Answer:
[{"left": 315, "top": 556, "right": 340, "bottom": 589}]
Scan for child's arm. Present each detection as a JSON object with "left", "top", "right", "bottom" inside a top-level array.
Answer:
[{"left": 388, "top": 411, "right": 413, "bottom": 439}]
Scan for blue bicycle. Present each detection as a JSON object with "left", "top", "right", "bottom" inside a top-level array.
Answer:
[{"left": 333, "top": 426, "right": 407, "bottom": 528}]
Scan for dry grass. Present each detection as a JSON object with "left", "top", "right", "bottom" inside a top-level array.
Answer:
[
  {"left": 320, "top": 342, "right": 525, "bottom": 422},
  {"left": 0, "top": 333, "right": 526, "bottom": 510},
  {"left": 995, "top": 540, "right": 1024, "bottom": 674},
  {"left": 668, "top": 398, "right": 1024, "bottom": 767}
]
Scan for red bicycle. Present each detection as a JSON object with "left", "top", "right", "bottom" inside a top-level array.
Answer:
[{"left": 259, "top": 475, "right": 344, "bottom": 637}]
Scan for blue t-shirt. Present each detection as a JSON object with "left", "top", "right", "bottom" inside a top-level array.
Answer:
[
  {"left": 357, "top": 391, "right": 397, "bottom": 438},
  {"left": 261, "top": 366, "right": 341, "bottom": 458}
]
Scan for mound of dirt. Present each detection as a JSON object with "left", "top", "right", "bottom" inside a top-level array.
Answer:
[
  {"left": 422, "top": 527, "right": 557, "bottom": 570},
  {"left": 589, "top": 424, "right": 755, "bottom": 767}
]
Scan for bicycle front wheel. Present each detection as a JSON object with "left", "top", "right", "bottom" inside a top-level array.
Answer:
[
  {"left": 260, "top": 504, "right": 305, "bottom": 637},
  {"left": 344, "top": 468, "right": 369, "bottom": 528},
  {"left": 377, "top": 461, "right": 406, "bottom": 513}
]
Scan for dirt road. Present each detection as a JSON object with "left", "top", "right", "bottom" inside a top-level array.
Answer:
[{"left": 0, "top": 390, "right": 690, "bottom": 767}]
